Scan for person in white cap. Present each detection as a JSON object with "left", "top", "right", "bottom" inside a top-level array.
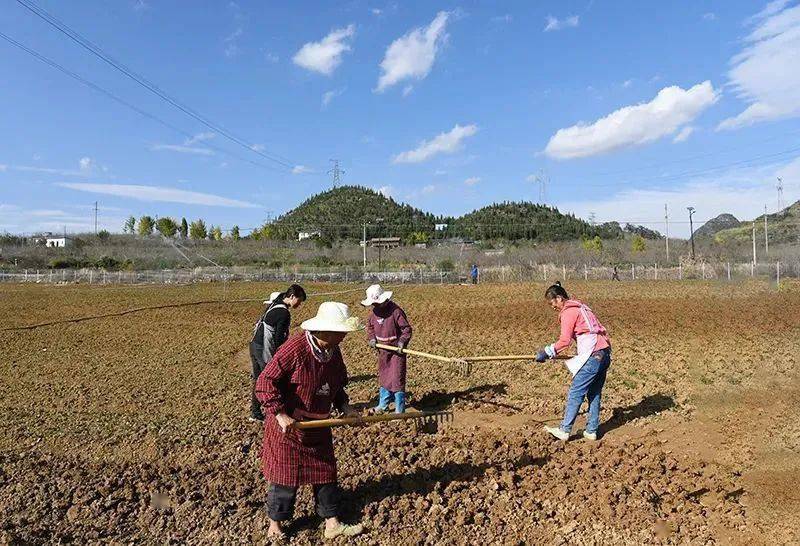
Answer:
[
  {"left": 249, "top": 284, "right": 306, "bottom": 422},
  {"left": 255, "top": 301, "right": 364, "bottom": 540},
  {"left": 362, "top": 284, "right": 413, "bottom": 414}
]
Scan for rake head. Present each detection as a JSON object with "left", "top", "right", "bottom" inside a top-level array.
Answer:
[
  {"left": 454, "top": 359, "right": 472, "bottom": 377},
  {"left": 413, "top": 411, "right": 454, "bottom": 434}
]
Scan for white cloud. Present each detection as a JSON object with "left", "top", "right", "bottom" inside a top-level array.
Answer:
[
  {"left": 717, "top": 2, "right": 800, "bottom": 130},
  {"left": 544, "top": 81, "right": 718, "bottom": 159},
  {"left": 622, "top": 79, "right": 633, "bottom": 88},
  {"left": 293, "top": 24, "right": 355, "bottom": 75},
  {"left": 560, "top": 156, "right": 800, "bottom": 238},
  {"left": 377, "top": 185, "right": 394, "bottom": 197},
  {"left": 703, "top": 12, "right": 717, "bottom": 21},
  {"left": 421, "top": 184, "right": 436, "bottom": 194},
  {"left": 7, "top": 164, "right": 86, "bottom": 177},
  {"left": 322, "top": 88, "right": 345, "bottom": 108},
  {"left": 223, "top": 27, "right": 243, "bottom": 58},
  {"left": 402, "top": 85, "right": 414, "bottom": 97},
  {"left": 371, "top": 8, "right": 382, "bottom": 16},
  {"left": 464, "top": 176, "right": 480, "bottom": 186},
  {"left": 392, "top": 123, "right": 478, "bottom": 164},
  {"left": 292, "top": 165, "right": 314, "bottom": 175},
  {"left": 434, "top": 169, "right": 447, "bottom": 176},
  {"left": 79, "top": 157, "right": 95, "bottom": 172},
  {"left": 376, "top": 11, "right": 449, "bottom": 92},
  {"left": 185, "top": 132, "right": 215, "bottom": 145},
  {"left": 544, "top": 15, "right": 579, "bottom": 32},
  {"left": 672, "top": 126, "right": 695, "bottom": 143},
  {"left": 57, "top": 183, "right": 257, "bottom": 208},
  {"left": 150, "top": 144, "right": 214, "bottom": 156}
]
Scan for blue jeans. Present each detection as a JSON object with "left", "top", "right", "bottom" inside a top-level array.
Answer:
[
  {"left": 560, "top": 349, "right": 611, "bottom": 434},
  {"left": 378, "top": 387, "right": 406, "bottom": 413}
]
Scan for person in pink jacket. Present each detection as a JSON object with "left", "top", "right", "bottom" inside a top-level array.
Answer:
[
  {"left": 362, "top": 284, "right": 412, "bottom": 413},
  {"left": 535, "top": 282, "right": 612, "bottom": 441}
]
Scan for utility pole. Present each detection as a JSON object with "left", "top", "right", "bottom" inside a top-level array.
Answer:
[
  {"left": 764, "top": 205, "right": 769, "bottom": 256},
  {"left": 776, "top": 177, "right": 784, "bottom": 210},
  {"left": 328, "top": 159, "right": 344, "bottom": 188},
  {"left": 687, "top": 207, "right": 696, "bottom": 260},
  {"left": 664, "top": 203, "right": 670, "bottom": 262},
  {"left": 752, "top": 221, "right": 757, "bottom": 266},
  {"left": 94, "top": 201, "right": 98, "bottom": 234},
  {"left": 362, "top": 222, "right": 367, "bottom": 268}
]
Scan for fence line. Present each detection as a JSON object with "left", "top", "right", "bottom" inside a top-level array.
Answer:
[{"left": 0, "top": 262, "right": 795, "bottom": 286}]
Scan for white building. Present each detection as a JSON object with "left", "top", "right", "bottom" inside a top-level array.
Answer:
[
  {"left": 45, "top": 237, "right": 72, "bottom": 248},
  {"left": 298, "top": 230, "right": 321, "bottom": 241}
]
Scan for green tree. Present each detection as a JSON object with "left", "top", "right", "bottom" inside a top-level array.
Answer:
[
  {"left": 230, "top": 225, "right": 240, "bottom": 240},
  {"left": 123, "top": 216, "right": 136, "bottom": 234},
  {"left": 211, "top": 225, "right": 223, "bottom": 241},
  {"left": 156, "top": 217, "right": 178, "bottom": 237},
  {"left": 407, "top": 231, "right": 430, "bottom": 244},
  {"left": 631, "top": 234, "right": 646, "bottom": 252},
  {"left": 97, "top": 229, "right": 111, "bottom": 241},
  {"left": 137, "top": 215, "right": 155, "bottom": 236},
  {"left": 189, "top": 219, "right": 207, "bottom": 240},
  {"left": 179, "top": 217, "right": 189, "bottom": 238},
  {"left": 582, "top": 236, "right": 603, "bottom": 252}
]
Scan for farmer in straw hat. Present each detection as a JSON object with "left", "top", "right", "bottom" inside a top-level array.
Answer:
[
  {"left": 362, "top": 284, "right": 413, "bottom": 414},
  {"left": 535, "top": 281, "right": 612, "bottom": 441},
  {"left": 249, "top": 284, "right": 306, "bottom": 422},
  {"left": 255, "top": 301, "right": 364, "bottom": 540}
]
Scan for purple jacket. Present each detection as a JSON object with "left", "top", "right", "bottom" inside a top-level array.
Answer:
[{"left": 366, "top": 301, "right": 412, "bottom": 392}]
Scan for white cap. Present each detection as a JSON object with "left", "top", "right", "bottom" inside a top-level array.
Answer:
[
  {"left": 360, "top": 284, "right": 393, "bottom": 307},
  {"left": 301, "top": 302, "right": 364, "bottom": 332},
  {"left": 263, "top": 291, "right": 282, "bottom": 305}
]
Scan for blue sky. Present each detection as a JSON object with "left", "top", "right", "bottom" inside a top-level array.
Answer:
[{"left": 1, "top": 0, "right": 799, "bottom": 237}]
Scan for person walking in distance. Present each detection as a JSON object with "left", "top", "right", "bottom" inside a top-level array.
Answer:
[
  {"left": 249, "top": 284, "right": 306, "bottom": 422},
  {"left": 255, "top": 302, "right": 364, "bottom": 540},
  {"left": 535, "top": 282, "right": 612, "bottom": 441},
  {"left": 471, "top": 264, "right": 479, "bottom": 284},
  {"left": 362, "top": 284, "right": 413, "bottom": 414}
]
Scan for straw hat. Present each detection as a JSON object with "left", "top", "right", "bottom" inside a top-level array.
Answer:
[
  {"left": 301, "top": 302, "right": 363, "bottom": 332},
  {"left": 361, "top": 284, "right": 393, "bottom": 307},
  {"left": 263, "top": 291, "right": 282, "bottom": 305}
]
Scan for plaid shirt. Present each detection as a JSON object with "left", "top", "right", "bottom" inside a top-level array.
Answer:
[
  {"left": 255, "top": 332, "right": 349, "bottom": 487},
  {"left": 367, "top": 301, "right": 412, "bottom": 391}
]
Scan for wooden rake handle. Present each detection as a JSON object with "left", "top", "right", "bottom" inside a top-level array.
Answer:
[
  {"left": 292, "top": 410, "right": 452, "bottom": 429},
  {"left": 463, "top": 354, "right": 575, "bottom": 362},
  {"left": 375, "top": 343, "right": 453, "bottom": 363}
]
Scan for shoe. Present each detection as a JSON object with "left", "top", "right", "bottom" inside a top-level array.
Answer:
[
  {"left": 583, "top": 430, "right": 598, "bottom": 441},
  {"left": 323, "top": 523, "right": 364, "bottom": 539},
  {"left": 543, "top": 425, "right": 570, "bottom": 441}
]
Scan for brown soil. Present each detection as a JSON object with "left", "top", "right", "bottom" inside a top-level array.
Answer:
[{"left": 0, "top": 280, "right": 798, "bottom": 544}]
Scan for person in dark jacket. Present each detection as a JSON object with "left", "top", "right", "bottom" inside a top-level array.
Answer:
[{"left": 249, "top": 284, "right": 306, "bottom": 422}]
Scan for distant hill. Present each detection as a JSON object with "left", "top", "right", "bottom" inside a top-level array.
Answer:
[
  {"left": 695, "top": 213, "right": 741, "bottom": 239},
  {"left": 262, "top": 186, "right": 665, "bottom": 243},
  {"left": 711, "top": 201, "right": 800, "bottom": 244},
  {"left": 268, "top": 186, "right": 436, "bottom": 242},
  {"left": 448, "top": 201, "right": 621, "bottom": 242}
]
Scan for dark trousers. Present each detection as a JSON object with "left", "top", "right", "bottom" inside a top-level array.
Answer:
[
  {"left": 250, "top": 342, "right": 266, "bottom": 419},
  {"left": 267, "top": 483, "right": 340, "bottom": 521}
]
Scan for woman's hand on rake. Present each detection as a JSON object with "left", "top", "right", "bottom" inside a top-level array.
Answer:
[{"left": 275, "top": 413, "right": 296, "bottom": 433}]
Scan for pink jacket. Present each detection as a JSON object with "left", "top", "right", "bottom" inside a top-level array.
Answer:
[{"left": 552, "top": 300, "right": 610, "bottom": 354}]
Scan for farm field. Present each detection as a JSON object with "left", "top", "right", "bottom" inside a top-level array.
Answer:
[{"left": 1, "top": 280, "right": 798, "bottom": 544}]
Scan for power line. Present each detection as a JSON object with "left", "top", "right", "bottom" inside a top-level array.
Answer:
[
  {"left": 15, "top": 0, "right": 299, "bottom": 171},
  {"left": 0, "top": 30, "right": 287, "bottom": 173}
]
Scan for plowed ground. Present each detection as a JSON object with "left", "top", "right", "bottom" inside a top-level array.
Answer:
[{"left": 0, "top": 280, "right": 798, "bottom": 544}]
